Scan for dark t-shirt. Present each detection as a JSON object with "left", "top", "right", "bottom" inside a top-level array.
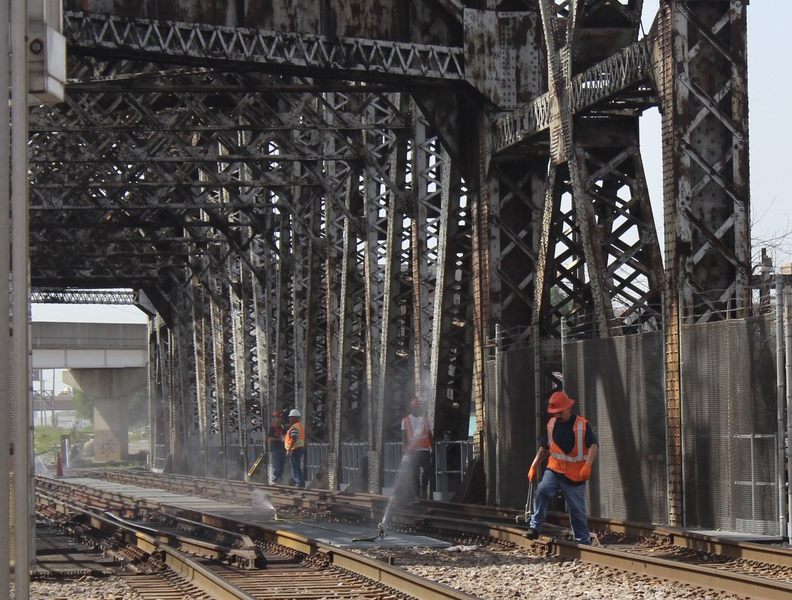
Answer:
[
  {"left": 539, "top": 414, "right": 598, "bottom": 483},
  {"left": 268, "top": 424, "right": 286, "bottom": 452}
]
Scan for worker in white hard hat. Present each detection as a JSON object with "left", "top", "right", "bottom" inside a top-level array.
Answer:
[{"left": 284, "top": 408, "right": 306, "bottom": 487}]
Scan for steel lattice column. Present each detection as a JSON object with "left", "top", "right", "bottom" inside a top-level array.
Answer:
[
  {"left": 358, "top": 93, "right": 409, "bottom": 492},
  {"left": 411, "top": 111, "right": 443, "bottom": 405},
  {"left": 658, "top": 0, "right": 750, "bottom": 526},
  {"left": 488, "top": 156, "right": 546, "bottom": 343},
  {"left": 251, "top": 237, "right": 275, "bottom": 475},
  {"left": 190, "top": 279, "right": 211, "bottom": 476},
  {"left": 170, "top": 287, "right": 199, "bottom": 471},
  {"left": 148, "top": 318, "right": 169, "bottom": 471},
  {"left": 229, "top": 252, "right": 252, "bottom": 476}
]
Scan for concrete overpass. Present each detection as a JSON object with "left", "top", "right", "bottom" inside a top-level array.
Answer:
[{"left": 31, "top": 322, "right": 148, "bottom": 461}]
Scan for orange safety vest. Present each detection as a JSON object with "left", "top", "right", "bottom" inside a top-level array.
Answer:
[
  {"left": 546, "top": 416, "right": 590, "bottom": 482},
  {"left": 284, "top": 422, "right": 305, "bottom": 451},
  {"left": 402, "top": 415, "right": 431, "bottom": 451}
]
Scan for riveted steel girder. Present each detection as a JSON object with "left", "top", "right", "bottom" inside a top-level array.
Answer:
[
  {"left": 27, "top": 1, "right": 752, "bottom": 514},
  {"left": 63, "top": 11, "right": 465, "bottom": 84},
  {"left": 659, "top": 0, "right": 750, "bottom": 322},
  {"left": 30, "top": 289, "right": 138, "bottom": 304},
  {"left": 657, "top": 0, "right": 751, "bottom": 527},
  {"left": 529, "top": 0, "right": 664, "bottom": 345}
]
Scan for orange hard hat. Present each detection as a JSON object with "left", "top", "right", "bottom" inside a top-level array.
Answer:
[
  {"left": 272, "top": 410, "right": 284, "bottom": 417},
  {"left": 547, "top": 391, "right": 575, "bottom": 414}
]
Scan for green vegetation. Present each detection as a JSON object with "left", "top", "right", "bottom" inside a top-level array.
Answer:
[
  {"left": 72, "top": 388, "right": 94, "bottom": 421},
  {"left": 33, "top": 425, "right": 62, "bottom": 455},
  {"left": 34, "top": 424, "right": 94, "bottom": 456}
]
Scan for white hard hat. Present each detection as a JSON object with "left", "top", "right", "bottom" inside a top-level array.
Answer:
[{"left": 288, "top": 409, "right": 301, "bottom": 418}]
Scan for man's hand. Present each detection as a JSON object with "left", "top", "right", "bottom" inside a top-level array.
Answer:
[
  {"left": 528, "top": 466, "right": 538, "bottom": 482},
  {"left": 580, "top": 463, "right": 592, "bottom": 480}
]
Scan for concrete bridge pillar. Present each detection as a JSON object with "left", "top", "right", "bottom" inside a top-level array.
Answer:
[{"left": 66, "top": 368, "right": 147, "bottom": 461}]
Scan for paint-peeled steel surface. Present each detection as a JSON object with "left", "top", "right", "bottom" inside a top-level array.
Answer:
[
  {"left": 464, "top": 10, "right": 541, "bottom": 109},
  {"left": 67, "top": 0, "right": 460, "bottom": 46},
  {"left": 29, "top": 0, "right": 752, "bottom": 516}
]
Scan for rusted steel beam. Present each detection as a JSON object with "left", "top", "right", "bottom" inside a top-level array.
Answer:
[
  {"left": 659, "top": 0, "right": 751, "bottom": 324},
  {"left": 63, "top": 11, "right": 466, "bottom": 84},
  {"left": 492, "top": 39, "right": 655, "bottom": 154},
  {"left": 30, "top": 289, "right": 137, "bottom": 304},
  {"left": 657, "top": 0, "right": 750, "bottom": 526}
]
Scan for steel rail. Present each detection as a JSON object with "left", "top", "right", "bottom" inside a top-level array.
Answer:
[
  {"left": 62, "top": 471, "right": 792, "bottom": 599},
  {"left": 37, "top": 488, "right": 261, "bottom": 569},
  {"left": 37, "top": 494, "right": 261, "bottom": 600},
  {"left": 380, "top": 509, "right": 792, "bottom": 600},
  {"left": 37, "top": 476, "right": 482, "bottom": 600},
  {"left": 551, "top": 539, "right": 792, "bottom": 600},
  {"left": 76, "top": 470, "right": 792, "bottom": 567},
  {"left": 134, "top": 537, "right": 260, "bottom": 600}
]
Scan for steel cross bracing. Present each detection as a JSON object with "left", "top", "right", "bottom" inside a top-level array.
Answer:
[
  {"left": 63, "top": 10, "right": 466, "bottom": 84},
  {"left": 30, "top": 1, "right": 750, "bottom": 513},
  {"left": 30, "top": 289, "right": 137, "bottom": 304}
]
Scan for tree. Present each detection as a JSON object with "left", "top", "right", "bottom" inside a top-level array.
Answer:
[{"left": 72, "top": 388, "right": 94, "bottom": 422}]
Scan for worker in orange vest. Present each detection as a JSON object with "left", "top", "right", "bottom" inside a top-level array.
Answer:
[
  {"left": 401, "top": 397, "right": 433, "bottom": 499},
  {"left": 284, "top": 409, "right": 306, "bottom": 487},
  {"left": 523, "top": 391, "right": 598, "bottom": 544}
]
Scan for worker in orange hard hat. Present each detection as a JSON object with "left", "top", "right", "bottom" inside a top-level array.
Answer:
[
  {"left": 523, "top": 391, "right": 599, "bottom": 544},
  {"left": 401, "top": 397, "right": 433, "bottom": 499},
  {"left": 267, "top": 410, "right": 288, "bottom": 484}
]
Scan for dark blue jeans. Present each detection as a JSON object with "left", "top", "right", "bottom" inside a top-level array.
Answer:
[
  {"left": 288, "top": 447, "right": 305, "bottom": 487},
  {"left": 529, "top": 469, "right": 591, "bottom": 544},
  {"left": 270, "top": 447, "right": 285, "bottom": 483}
]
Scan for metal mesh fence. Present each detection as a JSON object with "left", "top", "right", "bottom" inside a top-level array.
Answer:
[
  {"left": 497, "top": 348, "right": 537, "bottom": 509},
  {"left": 565, "top": 331, "right": 668, "bottom": 524},
  {"left": 681, "top": 315, "right": 779, "bottom": 534},
  {"left": 307, "top": 443, "right": 329, "bottom": 484}
]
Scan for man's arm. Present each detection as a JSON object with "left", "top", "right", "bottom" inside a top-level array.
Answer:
[
  {"left": 531, "top": 446, "right": 549, "bottom": 469},
  {"left": 527, "top": 446, "right": 549, "bottom": 481},
  {"left": 586, "top": 443, "right": 598, "bottom": 466}
]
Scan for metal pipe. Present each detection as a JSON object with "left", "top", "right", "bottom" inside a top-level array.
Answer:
[
  {"left": 493, "top": 323, "right": 502, "bottom": 507},
  {"left": 776, "top": 275, "right": 786, "bottom": 539},
  {"left": 561, "top": 317, "right": 567, "bottom": 381},
  {"left": 12, "top": 0, "right": 31, "bottom": 596},
  {"left": 785, "top": 285, "right": 792, "bottom": 541},
  {"left": 0, "top": 0, "right": 11, "bottom": 592},
  {"left": 678, "top": 287, "right": 686, "bottom": 527}
]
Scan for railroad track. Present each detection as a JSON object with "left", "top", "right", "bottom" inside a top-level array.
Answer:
[
  {"left": 46, "top": 469, "right": 792, "bottom": 600},
  {"left": 36, "top": 476, "right": 480, "bottom": 600}
]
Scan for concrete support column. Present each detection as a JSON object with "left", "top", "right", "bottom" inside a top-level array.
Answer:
[{"left": 66, "top": 368, "right": 146, "bottom": 462}]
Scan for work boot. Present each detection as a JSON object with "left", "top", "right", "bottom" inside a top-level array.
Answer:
[{"left": 522, "top": 527, "right": 539, "bottom": 540}]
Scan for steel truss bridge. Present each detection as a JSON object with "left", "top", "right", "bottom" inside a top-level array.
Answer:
[{"left": 30, "top": 1, "right": 750, "bottom": 525}]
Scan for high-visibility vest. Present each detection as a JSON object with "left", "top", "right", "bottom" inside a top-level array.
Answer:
[
  {"left": 546, "top": 416, "right": 590, "bottom": 482},
  {"left": 402, "top": 415, "right": 431, "bottom": 451},
  {"left": 285, "top": 422, "right": 305, "bottom": 450}
]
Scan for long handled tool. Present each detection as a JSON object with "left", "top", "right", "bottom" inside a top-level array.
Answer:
[{"left": 515, "top": 480, "right": 534, "bottom": 524}]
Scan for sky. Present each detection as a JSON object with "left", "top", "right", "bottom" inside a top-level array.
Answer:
[
  {"left": 32, "top": 1, "right": 791, "bottom": 325},
  {"left": 640, "top": 0, "right": 792, "bottom": 267}
]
